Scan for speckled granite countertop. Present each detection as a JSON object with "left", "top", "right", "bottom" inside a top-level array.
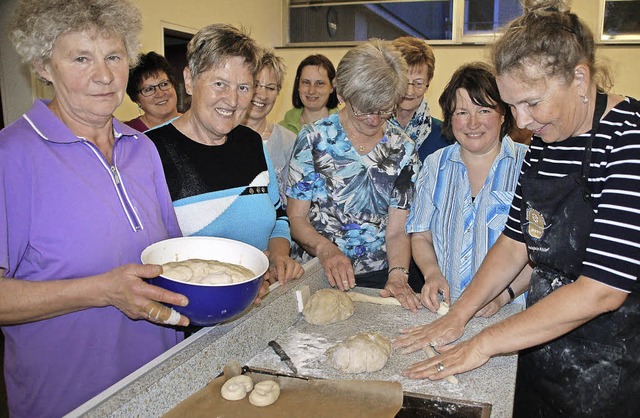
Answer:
[{"left": 68, "top": 259, "right": 521, "bottom": 417}]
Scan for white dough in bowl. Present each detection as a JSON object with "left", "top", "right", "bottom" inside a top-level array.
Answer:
[
  {"left": 161, "top": 258, "right": 255, "bottom": 284},
  {"left": 326, "top": 332, "right": 392, "bottom": 373},
  {"left": 303, "top": 288, "right": 355, "bottom": 325}
]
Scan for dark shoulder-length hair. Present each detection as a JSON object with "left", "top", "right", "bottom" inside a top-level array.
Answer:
[
  {"left": 438, "top": 62, "right": 514, "bottom": 141},
  {"left": 291, "top": 54, "right": 339, "bottom": 109}
]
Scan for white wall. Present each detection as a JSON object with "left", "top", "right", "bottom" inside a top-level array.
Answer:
[{"left": 0, "top": 0, "right": 35, "bottom": 127}]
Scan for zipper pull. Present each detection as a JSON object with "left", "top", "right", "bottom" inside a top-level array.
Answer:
[{"left": 110, "top": 166, "right": 120, "bottom": 185}]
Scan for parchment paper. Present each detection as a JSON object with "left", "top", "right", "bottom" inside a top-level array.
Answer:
[{"left": 164, "top": 361, "right": 403, "bottom": 418}]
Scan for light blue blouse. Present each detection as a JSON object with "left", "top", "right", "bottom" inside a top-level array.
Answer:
[{"left": 406, "top": 136, "right": 527, "bottom": 303}]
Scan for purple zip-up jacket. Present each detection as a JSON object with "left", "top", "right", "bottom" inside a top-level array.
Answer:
[{"left": 0, "top": 100, "right": 183, "bottom": 417}]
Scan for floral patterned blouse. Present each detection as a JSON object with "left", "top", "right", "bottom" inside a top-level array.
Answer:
[
  {"left": 388, "top": 98, "right": 432, "bottom": 150},
  {"left": 287, "top": 112, "right": 420, "bottom": 274}
]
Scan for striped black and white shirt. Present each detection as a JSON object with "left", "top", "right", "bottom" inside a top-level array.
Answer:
[{"left": 504, "top": 96, "right": 640, "bottom": 293}]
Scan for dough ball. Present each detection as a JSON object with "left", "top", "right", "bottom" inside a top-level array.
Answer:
[
  {"left": 249, "top": 380, "right": 280, "bottom": 407},
  {"left": 220, "top": 375, "right": 254, "bottom": 401},
  {"left": 303, "top": 289, "right": 355, "bottom": 325},
  {"left": 326, "top": 332, "right": 392, "bottom": 374},
  {"left": 437, "top": 301, "right": 450, "bottom": 315}
]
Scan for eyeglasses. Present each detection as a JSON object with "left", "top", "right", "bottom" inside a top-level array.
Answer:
[
  {"left": 138, "top": 80, "right": 172, "bottom": 97},
  {"left": 407, "top": 79, "right": 429, "bottom": 91},
  {"left": 255, "top": 83, "right": 278, "bottom": 93},
  {"left": 348, "top": 101, "right": 395, "bottom": 119}
]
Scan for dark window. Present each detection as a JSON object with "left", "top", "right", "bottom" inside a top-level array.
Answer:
[
  {"left": 288, "top": 0, "right": 523, "bottom": 45},
  {"left": 603, "top": 0, "right": 640, "bottom": 37},
  {"left": 163, "top": 29, "right": 193, "bottom": 113}
]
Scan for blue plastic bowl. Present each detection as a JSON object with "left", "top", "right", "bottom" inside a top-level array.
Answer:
[{"left": 141, "top": 236, "right": 268, "bottom": 326}]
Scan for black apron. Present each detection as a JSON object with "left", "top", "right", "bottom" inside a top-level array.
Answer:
[{"left": 513, "top": 93, "right": 640, "bottom": 417}]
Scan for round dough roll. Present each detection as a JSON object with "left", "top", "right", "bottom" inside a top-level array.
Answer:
[
  {"left": 220, "top": 375, "right": 254, "bottom": 401},
  {"left": 249, "top": 380, "right": 280, "bottom": 406},
  {"left": 303, "top": 289, "right": 355, "bottom": 325},
  {"left": 326, "top": 332, "right": 392, "bottom": 373}
]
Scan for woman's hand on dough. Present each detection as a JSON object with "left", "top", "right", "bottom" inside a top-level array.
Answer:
[
  {"left": 267, "top": 253, "right": 305, "bottom": 285},
  {"left": 380, "top": 274, "right": 421, "bottom": 312},
  {"left": 402, "top": 334, "right": 491, "bottom": 380},
  {"left": 393, "top": 312, "right": 465, "bottom": 354},
  {"left": 420, "top": 273, "right": 450, "bottom": 313},
  {"left": 101, "top": 263, "right": 189, "bottom": 326},
  {"left": 317, "top": 245, "right": 355, "bottom": 291}
]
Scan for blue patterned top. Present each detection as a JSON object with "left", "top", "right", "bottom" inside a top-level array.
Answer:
[
  {"left": 406, "top": 137, "right": 527, "bottom": 302},
  {"left": 287, "top": 112, "right": 420, "bottom": 274},
  {"left": 388, "top": 98, "right": 433, "bottom": 150},
  {"left": 388, "top": 99, "right": 450, "bottom": 162}
]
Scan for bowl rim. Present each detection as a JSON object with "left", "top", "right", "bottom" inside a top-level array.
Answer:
[{"left": 141, "top": 236, "right": 269, "bottom": 287}]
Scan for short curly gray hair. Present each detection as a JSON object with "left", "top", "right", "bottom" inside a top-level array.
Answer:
[{"left": 10, "top": 0, "right": 142, "bottom": 72}]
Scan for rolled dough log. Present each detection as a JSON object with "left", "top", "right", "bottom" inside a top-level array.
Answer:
[
  {"left": 248, "top": 380, "right": 280, "bottom": 406},
  {"left": 326, "top": 332, "right": 392, "bottom": 373},
  {"left": 424, "top": 345, "right": 459, "bottom": 384},
  {"left": 347, "top": 292, "right": 401, "bottom": 306},
  {"left": 303, "top": 289, "right": 354, "bottom": 325},
  {"left": 220, "top": 375, "right": 254, "bottom": 400}
]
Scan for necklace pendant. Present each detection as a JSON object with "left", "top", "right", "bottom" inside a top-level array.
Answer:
[{"left": 358, "top": 144, "right": 364, "bottom": 152}]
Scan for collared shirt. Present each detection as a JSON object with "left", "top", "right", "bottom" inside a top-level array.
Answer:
[
  {"left": 287, "top": 112, "right": 420, "bottom": 274},
  {"left": 0, "top": 100, "right": 182, "bottom": 417},
  {"left": 278, "top": 106, "right": 339, "bottom": 135},
  {"left": 406, "top": 136, "right": 527, "bottom": 302}
]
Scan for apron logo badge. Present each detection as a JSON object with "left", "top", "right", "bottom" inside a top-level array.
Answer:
[{"left": 526, "top": 207, "right": 546, "bottom": 239}]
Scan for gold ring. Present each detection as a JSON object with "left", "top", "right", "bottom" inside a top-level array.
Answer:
[{"left": 435, "top": 362, "right": 445, "bottom": 372}]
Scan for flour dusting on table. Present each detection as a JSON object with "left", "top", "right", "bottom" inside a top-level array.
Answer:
[{"left": 247, "top": 289, "right": 521, "bottom": 411}]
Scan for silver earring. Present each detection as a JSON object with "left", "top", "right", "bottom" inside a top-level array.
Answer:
[{"left": 581, "top": 95, "right": 588, "bottom": 104}]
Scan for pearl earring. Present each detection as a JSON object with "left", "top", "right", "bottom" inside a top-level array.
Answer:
[{"left": 581, "top": 95, "right": 588, "bottom": 104}]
